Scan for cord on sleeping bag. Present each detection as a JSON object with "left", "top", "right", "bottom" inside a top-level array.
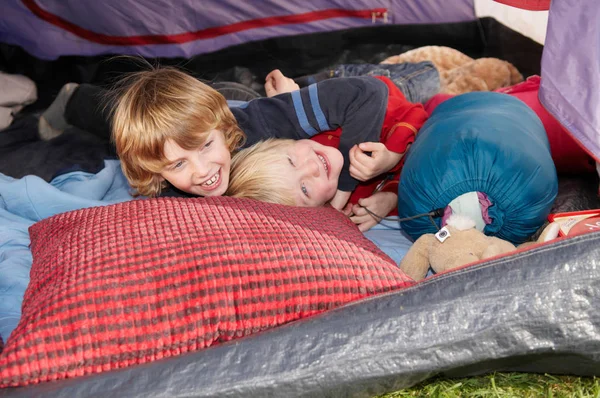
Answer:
[
  {"left": 363, "top": 206, "right": 445, "bottom": 231},
  {"left": 351, "top": 173, "right": 444, "bottom": 230}
]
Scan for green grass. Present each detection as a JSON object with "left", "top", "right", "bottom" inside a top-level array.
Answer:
[{"left": 377, "top": 373, "right": 600, "bottom": 398}]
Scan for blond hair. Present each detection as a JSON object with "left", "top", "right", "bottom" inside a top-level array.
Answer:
[
  {"left": 110, "top": 66, "right": 245, "bottom": 197},
  {"left": 227, "top": 138, "right": 297, "bottom": 206}
]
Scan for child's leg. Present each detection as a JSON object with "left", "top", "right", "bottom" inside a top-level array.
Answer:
[
  {"left": 63, "top": 84, "right": 113, "bottom": 140},
  {"left": 296, "top": 62, "right": 440, "bottom": 103},
  {"left": 331, "top": 62, "right": 441, "bottom": 103},
  {"left": 39, "top": 83, "right": 113, "bottom": 141},
  {"left": 38, "top": 83, "right": 79, "bottom": 140},
  {"left": 39, "top": 81, "right": 261, "bottom": 142}
]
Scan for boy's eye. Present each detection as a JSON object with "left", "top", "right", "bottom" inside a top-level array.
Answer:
[
  {"left": 173, "top": 161, "right": 184, "bottom": 169},
  {"left": 287, "top": 157, "right": 295, "bottom": 167},
  {"left": 204, "top": 140, "right": 213, "bottom": 148},
  {"left": 301, "top": 183, "right": 309, "bottom": 197}
]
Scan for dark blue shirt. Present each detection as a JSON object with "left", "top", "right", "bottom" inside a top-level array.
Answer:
[{"left": 230, "top": 76, "right": 389, "bottom": 191}]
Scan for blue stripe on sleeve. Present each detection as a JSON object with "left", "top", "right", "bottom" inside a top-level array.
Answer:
[
  {"left": 227, "top": 100, "right": 249, "bottom": 108},
  {"left": 291, "top": 90, "right": 318, "bottom": 136},
  {"left": 308, "top": 84, "right": 330, "bottom": 131}
]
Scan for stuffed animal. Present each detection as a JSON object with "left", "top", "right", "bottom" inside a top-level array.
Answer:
[
  {"left": 399, "top": 214, "right": 560, "bottom": 281},
  {"left": 381, "top": 46, "right": 523, "bottom": 95}
]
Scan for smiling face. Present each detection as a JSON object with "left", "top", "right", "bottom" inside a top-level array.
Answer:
[
  {"left": 160, "top": 129, "right": 231, "bottom": 197},
  {"left": 285, "top": 139, "right": 343, "bottom": 207}
]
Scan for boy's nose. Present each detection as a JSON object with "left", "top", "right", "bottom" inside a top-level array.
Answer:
[
  {"left": 191, "top": 160, "right": 210, "bottom": 181},
  {"left": 302, "top": 158, "right": 320, "bottom": 178}
]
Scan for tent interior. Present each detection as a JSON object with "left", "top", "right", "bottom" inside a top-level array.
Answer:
[{"left": 0, "top": 1, "right": 599, "bottom": 397}]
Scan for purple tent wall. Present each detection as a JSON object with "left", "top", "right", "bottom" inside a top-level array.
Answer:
[
  {"left": 6, "top": 0, "right": 598, "bottom": 162},
  {"left": 1, "top": 0, "right": 475, "bottom": 60},
  {"left": 540, "top": 0, "right": 600, "bottom": 162}
]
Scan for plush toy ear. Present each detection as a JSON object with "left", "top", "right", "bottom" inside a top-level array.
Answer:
[{"left": 399, "top": 234, "right": 436, "bottom": 281}]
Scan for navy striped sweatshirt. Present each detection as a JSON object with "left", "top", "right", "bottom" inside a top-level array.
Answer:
[{"left": 230, "top": 76, "right": 388, "bottom": 192}]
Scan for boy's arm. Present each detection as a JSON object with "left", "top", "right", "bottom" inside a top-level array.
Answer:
[
  {"left": 230, "top": 77, "right": 388, "bottom": 192},
  {"left": 346, "top": 171, "right": 400, "bottom": 231},
  {"left": 346, "top": 77, "right": 428, "bottom": 181},
  {"left": 349, "top": 191, "right": 398, "bottom": 232},
  {"left": 329, "top": 190, "right": 352, "bottom": 211},
  {"left": 349, "top": 142, "right": 404, "bottom": 181},
  {"left": 378, "top": 94, "right": 428, "bottom": 174}
]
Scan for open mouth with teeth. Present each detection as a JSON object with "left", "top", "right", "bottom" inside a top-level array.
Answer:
[
  {"left": 316, "top": 153, "right": 330, "bottom": 178},
  {"left": 200, "top": 169, "right": 221, "bottom": 190}
]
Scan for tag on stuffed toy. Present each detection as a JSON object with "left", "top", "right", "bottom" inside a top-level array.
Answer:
[
  {"left": 435, "top": 226, "right": 451, "bottom": 243},
  {"left": 548, "top": 209, "right": 600, "bottom": 237}
]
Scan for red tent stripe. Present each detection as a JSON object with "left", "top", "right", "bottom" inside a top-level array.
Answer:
[{"left": 22, "top": 0, "right": 387, "bottom": 46}]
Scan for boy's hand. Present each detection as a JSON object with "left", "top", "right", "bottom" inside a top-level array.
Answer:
[
  {"left": 349, "top": 192, "right": 398, "bottom": 232},
  {"left": 329, "top": 190, "right": 352, "bottom": 211},
  {"left": 349, "top": 142, "right": 403, "bottom": 181},
  {"left": 265, "top": 69, "right": 300, "bottom": 97}
]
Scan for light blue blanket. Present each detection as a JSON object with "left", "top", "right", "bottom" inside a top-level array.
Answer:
[
  {"left": 0, "top": 160, "right": 412, "bottom": 343},
  {"left": 0, "top": 160, "right": 135, "bottom": 341}
]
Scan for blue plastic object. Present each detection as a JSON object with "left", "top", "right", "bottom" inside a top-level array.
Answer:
[{"left": 398, "top": 92, "right": 558, "bottom": 244}]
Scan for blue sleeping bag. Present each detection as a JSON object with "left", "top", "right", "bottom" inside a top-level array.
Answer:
[{"left": 398, "top": 92, "right": 558, "bottom": 244}]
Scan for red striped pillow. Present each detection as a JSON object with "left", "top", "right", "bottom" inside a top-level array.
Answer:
[{"left": 0, "top": 197, "right": 414, "bottom": 387}]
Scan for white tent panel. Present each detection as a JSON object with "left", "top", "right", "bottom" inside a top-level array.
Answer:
[{"left": 475, "top": 0, "right": 548, "bottom": 44}]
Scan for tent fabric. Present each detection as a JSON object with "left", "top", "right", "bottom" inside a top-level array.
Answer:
[
  {"left": 539, "top": 0, "right": 600, "bottom": 163},
  {"left": 4, "top": 0, "right": 595, "bottom": 164},
  {"left": 475, "top": 0, "right": 548, "bottom": 44},
  {"left": 1, "top": 0, "right": 475, "bottom": 60}
]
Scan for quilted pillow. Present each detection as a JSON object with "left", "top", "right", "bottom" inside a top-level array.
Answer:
[{"left": 0, "top": 197, "right": 414, "bottom": 387}]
